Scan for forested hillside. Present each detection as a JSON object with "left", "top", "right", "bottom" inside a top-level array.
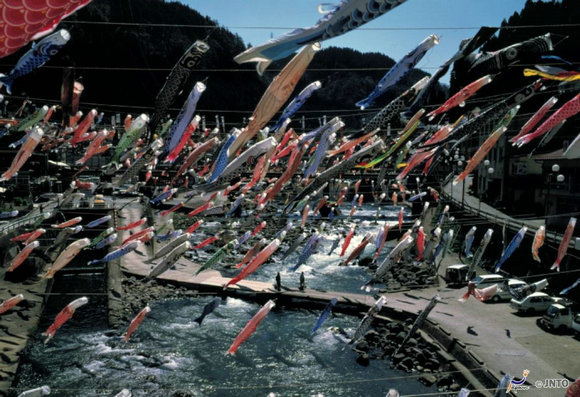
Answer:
[{"left": 0, "top": 0, "right": 443, "bottom": 129}]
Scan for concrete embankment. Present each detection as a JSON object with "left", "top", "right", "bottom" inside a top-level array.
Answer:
[{"left": 0, "top": 207, "right": 114, "bottom": 396}]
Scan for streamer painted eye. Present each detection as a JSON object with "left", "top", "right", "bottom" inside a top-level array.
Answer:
[{"left": 505, "top": 47, "right": 518, "bottom": 61}]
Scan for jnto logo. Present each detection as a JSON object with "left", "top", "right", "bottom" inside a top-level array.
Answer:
[{"left": 508, "top": 369, "right": 530, "bottom": 393}]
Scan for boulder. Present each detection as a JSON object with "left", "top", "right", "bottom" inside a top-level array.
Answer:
[
  {"left": 355, "top": 341, "right": 369, "bottom": 352},
  {"left": 419, "top": 374, "right": 437, "bottom": 386},
  {"left": 395, "top": 331, "right": 406, "bottom": 342},
  {"left": 437, "top": 375, "right": 454, "bottom": 388},
  {"left": 399, "top": 357, "right": 414, "bottom": 371},
  {"left": 391, "top": 353, "right": 406, "bottom": 364},
  {"left": 425, "top": 358, "right": 440, "bottom": 371},
  {"left": 356, "top": 353, "right": 370, "bottom": 366},
  {"left": 449, "top": 383, "right": 461, "bottom": 392}
]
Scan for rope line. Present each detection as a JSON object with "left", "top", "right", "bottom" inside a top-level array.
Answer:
[
  {"left": 0, "top": 62, "right": 574, "bottom": 73},
  {"left": 60, "top": 20, "right": 580, "bottom": 31}
]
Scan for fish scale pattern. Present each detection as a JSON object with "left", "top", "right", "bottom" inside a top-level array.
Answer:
[{"left": 0, "top": 0, "right": 89, "bottom": 58}]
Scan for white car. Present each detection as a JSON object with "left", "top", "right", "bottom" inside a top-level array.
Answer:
[
  {"left": 510, "top": 292, "right": 563, "bottom": 314},
  {"left": 489, "top": 279, "right": 527, "bottom": 303},
  {"left": 471, "top": 274, "right": 505, "bottom": 289},
  {"left": 541, "top": 304, "right": 576, "bottom": 332},
  {"left": 572, "top": 314, "right": 580, "bottom": 336},
  {"left": 445, "top": 264, "right": 470, "bottom": 285}
]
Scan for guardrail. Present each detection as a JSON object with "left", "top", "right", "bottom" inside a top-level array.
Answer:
[
  {"left": 439, "top": 172, "right": 574, "bottom": 250},
  {"left": 0, "top": 210, "right": 50, "bottom": 236}
]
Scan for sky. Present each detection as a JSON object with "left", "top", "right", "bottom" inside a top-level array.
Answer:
[{"left": 179, "top": 0, "right": 528, "bottom": 83}]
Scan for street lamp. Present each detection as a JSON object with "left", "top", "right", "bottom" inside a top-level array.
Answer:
[
  {"left": 456, "top": 159, "right": 466, "bottom": 208},
  {"left": 478, "top": 165, "right": 494, "bottom": 214},
  {"left": 545, "top": 164, "right": 564, "bottom": 220}
]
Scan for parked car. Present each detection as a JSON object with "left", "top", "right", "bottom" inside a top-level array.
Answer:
[
  {"left": 541, "top": 303, "right": 575, "bottom": 332},
  {"left": 445, "top": 264, "right": 471, "bottom": 286},
  {"left": 510, "top": 292, "right": 564, "bottom": 314},
  {"left": 471, "top": 274, "right": 505, "bottom": 289},
  {"left": 572, "top": 314, "right": 580, "bottom": 336},
  {"left": 489, "top": 279, "right": 527, "bottom": 303},
  {"left": 509, "top": 278, "right": 548, "bottom": 300}
]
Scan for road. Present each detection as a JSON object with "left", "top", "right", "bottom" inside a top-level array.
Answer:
[{"left": 385, "top": 253, "right": 580, "bottom": 397}]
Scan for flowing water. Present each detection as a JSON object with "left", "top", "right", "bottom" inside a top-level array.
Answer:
[
  {"left": 17, "top": 297, "right": 436, "bottom": 397},
  {"left": 16, "top": 203, "right": 435, "bottom": 396},
  {"left": 216, "top": 204, "right": 411, "bottom": 294}
]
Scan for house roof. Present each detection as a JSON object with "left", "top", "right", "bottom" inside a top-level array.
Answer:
[{"left": 529, "top": 149, "right": 564, "bottom": 161}]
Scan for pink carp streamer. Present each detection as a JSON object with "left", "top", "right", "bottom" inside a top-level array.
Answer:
[
  {"left": 187, "top": 200, "right": 214, "bottom": 218},
  {"left": 123, "top": 306, "right": 151, "bottom": 342},
  {"left": 70, "top": 109, "right": 97, "bottom": 146},
  {"left": 341, "top": 226, "right": 355, "bottom": 257},
  {"left": 398, "top": 208, "right": 404, "bottom": 232},
  {"left": 328, "top": 129, "right": 378, "bottom": 157},
  {"left": 193, "top": 235, "right": 220, "bottom": 250},
  {"left": 510, "top": 97, "right": 558, "bottom": 144},
  {"left": 374, "top": 223, "right": 390, "bottom": 260},
  {"left": 185, "top": 220, "right": 204, "bottom": 234},
  {"left": 117, "top": 217, "right": 146, "bottom": 231},
  {"left": 251, "top": 221, "right": 266, "bottom": 237},
  {"left": 343, "top": 232, "right": 372, "bottom": 266},
  {"left": 226, "top": 300, "right": 275, "bottom": 355},
  {"left": 12, "top": 228, "right": 45, "bottom": 244},
  {"left": 516, "top": 93, "right": 580, "bottom": 146},
  {"left": 1, "top": 127, "right": 43, "bottom": 181},
  {"left": 301, "top": 205, "right": 310, "bottom": 227},
  {"left": 397, "top": 148, "right": 436, "bottom": 181},
  {"left": 51, "top": 216, "right": 83, "bottom": 229},
  {"left": 228, "top": 43, "right": 320, "bottom": 156},
  {"left": 532, "top": 226, "right": 545, "bottom": 263},
  {"left": 121, "top": 227, "right": 155, "bottom": 247},
  {"left": 454, "top": 127, "right": 507, "bottom": 185},
  {"left": 0, "top": 294, "right": 24, "bottom": 314},
  {"left": 224, "top": 237, "right": 282, "bottom": 289},
  {"left": 552, "top": 217, "right": 576, "bottom": 272},
  {"left": 171, "top": 137, "right": 219, "bottom": 185},
  {"left": 416, "top": 227, "right": 425, "bottom": 260},
  {"left": 235, "top": 239, "right": 265, "bottom": 269},
  {"left": 43, "top": 297, "right": 88, "bottom": 343},
  {"left": 427, "top": 75, "right": 493, "bottom": 120},
  {"left": 77, "top": 130, "right": 112, "bottom": 165},
  {"left": 8, "top": 241, "right": 39, "bottom": 272},
  {"left": 43, "top": 238, "right": 91, "bottom": 279},
  {"left": 459, "top": 282, "right": 497, "bottom": 302},
  {"left": 264, "top": 144, "right": 307, "bottom": 203},
  {"left": 165, "top": 116, "right": 200, "bottom": 163}
]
